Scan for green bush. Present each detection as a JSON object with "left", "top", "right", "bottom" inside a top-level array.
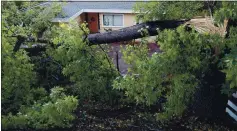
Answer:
[
  {"left": 48, "top": 23, "right": 121, "bottom": 104},
  {"left": 2, "top": 87, "right": 78, "bottom": 130},
  {"left": 113, "top": 26, "right": 225, "bottom": 121}
]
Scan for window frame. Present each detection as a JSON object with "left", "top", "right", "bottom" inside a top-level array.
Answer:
[{"left": 102, "top": 14, "right": 124, "bottom": 27}]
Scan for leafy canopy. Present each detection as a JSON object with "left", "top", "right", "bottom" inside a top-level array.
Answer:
[
  {"left": 1, "top": 2, "right": 78, "bottom": 130},
  {"left": 114, "top": 26, "right": 224, "bottom": 120}
]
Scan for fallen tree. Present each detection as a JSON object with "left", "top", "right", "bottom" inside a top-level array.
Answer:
[
  {"left": 13, "top": 20, "right": 188, "bottom": 52},
  {"left": 87, "top": 20, "right": 189, "bottom": 45},
  {"left": 14, "top": 18, "right": 228, "bottom": 52},
  {"left": 87, "top": 17, "right": 229, "bottom": 45}
]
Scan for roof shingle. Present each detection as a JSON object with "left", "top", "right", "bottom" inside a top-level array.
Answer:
[{"left": 54, "top": 1, "right": 136, "bottom": 21}]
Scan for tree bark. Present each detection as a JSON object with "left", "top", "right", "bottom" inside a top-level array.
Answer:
[
  {"left": 87, "top": 20, "right": 189, "bottom": 45},
  {"left": 13, "top": 35, "right": 26, "bottom": 52}
]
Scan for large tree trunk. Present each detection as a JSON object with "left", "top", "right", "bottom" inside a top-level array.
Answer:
[{"left": 87, "top": 20, "right": 189, "bottom": 45}]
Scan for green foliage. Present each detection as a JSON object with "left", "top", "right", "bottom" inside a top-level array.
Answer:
[
  {"left": 216, "top": 0, "right": 237, "bottom": 94},
  {"left": 219, "top": 26, "right": 237, "bottom": 92},
  {"left": 222, "top": 48, "right": 237, "bottom": 89},
  {"left": 226, "top": 26, "right": 237, "bottom": 48},
  {"left": 47, "top": 22, "right": 120, "bottom": 104},
  {"left": 157, "top": 74, "right": 197, "bottom": 121},
  {"left": 1, "top": 36, "right": 37, "bottom": 114},
  {"left": 133, "top": 1, "right": 205, "bottom": 22},
  {"left": 114, "top": 26, "right": 224, "bottom": 121},
  {"left": 2, "top": 2, "right": 78, "bottom": 130},
  {"left": 2, "top": 1, "right": 237, "bottom": 130},
  {"left": 2, "top": 1, "right": 62, "bottom": 42},
  {"left": 2, "top": 87, "right": 78, "bottom": 130},
  {"left": 214, "top": 2, "right": 237, "bottom": 24},
  {"left": 128, "top": 1, "right": 236, "bottom": 121}
]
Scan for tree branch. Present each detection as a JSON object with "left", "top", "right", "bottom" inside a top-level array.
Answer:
[{"left": 13, "top": 35, "right": 25, "bottom": 52}]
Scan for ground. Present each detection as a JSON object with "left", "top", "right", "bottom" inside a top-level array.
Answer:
[{"left": 53, "top": 102, "right": 236, "bottom": 131}]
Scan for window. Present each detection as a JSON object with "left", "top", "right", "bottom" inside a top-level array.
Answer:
[{"left": 103, "top": 14, "right": 123, "bottom": 27}]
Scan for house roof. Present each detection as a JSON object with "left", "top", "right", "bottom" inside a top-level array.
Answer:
[{"left": 52, "top": 2, "right": 137, "bottom": 22}]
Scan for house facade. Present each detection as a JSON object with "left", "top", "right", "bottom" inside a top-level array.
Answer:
[{"left": 52, "top": 2, "right": 137, "bottom": 33}]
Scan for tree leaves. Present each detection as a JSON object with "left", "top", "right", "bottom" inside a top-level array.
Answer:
[
  {"left": 1, "top": 2, "right": 78, "bottom": 130},
  {"left": 134, "top": 1, "right": 204, "bottom": 22},
  {"left": 113, "top": 26, "right": 224, "bottom": 121}
]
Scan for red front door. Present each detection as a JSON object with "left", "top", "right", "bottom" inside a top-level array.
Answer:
[{"left": 87, "top": 13, "right": 99, "bottom": 33}]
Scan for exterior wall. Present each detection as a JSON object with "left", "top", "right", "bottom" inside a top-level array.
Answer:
[
  {"left": 99, "top": 13, "right": 136, "bottom": 32},
  {"left": 75, "top": 12, "right": 136, "bottom": 33},
  {"left": 76, "top": 13, "right": 86, "bottom": 24}
]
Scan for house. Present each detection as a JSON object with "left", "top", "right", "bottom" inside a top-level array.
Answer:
[{"left": 52, "top": 2, "right": 137, "bottom": 33}]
